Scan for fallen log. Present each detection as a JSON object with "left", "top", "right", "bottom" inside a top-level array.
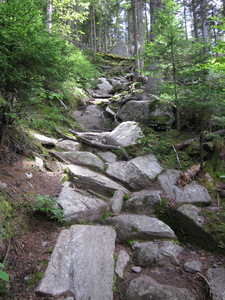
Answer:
[
  {"left": 175, "top": 129, "right": 225, "bottom": 150},
  {"left": 177, "top": 164, "right": 201, "bottom": 187}
]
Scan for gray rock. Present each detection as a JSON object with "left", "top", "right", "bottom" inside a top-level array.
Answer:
[
  {"left": 110, "top": 190, "right": 124, "bottom": 214},
  {"left": 184, "top": 260, "right": 203, "bottom": 273},
  {"left": 36, "top": 225, "right": 116, "bottom": 299},
  {"left": 125, "top": 275, "right": 197, "bottom": 300},
  {"left": 31, "top": 133, "right": 58, "bottom": 146},
  {"left": 107, "top": 121, "right": 144, "bottom": 147},
  {"left": 177, "top": 205, "right": 205, "bottom": 227},
  {"left": 110, "top": 82, "right": 129, "bottom": 93},
  {"left": 104, "top": 214, "right": 176, "bottom": 242},
  {"left": 111, "top": 41, "right": 133, "bottom": 58},
  {"left": 57, "top": 187, "right": 110, "bottom": 222},
  {"left": 126, "top": 190, "right": 162, "bottom": 215},
  {"left": 74, "top": 105, "right": 109, "bottom": 131},
  {"left": 67, "top": 164, "right": 129, "bottom": 197},
  {"left": 206, "top": 267, "right": 225, "bottom": 300},
  {"left": 58, "top": 151, "right": 104, "bottom": 172},
  {"left": 97, "top": 77, "right": 113, "bottom": 93},
  {"left": 158, "top": 169, "right": 212, "bottom": 204},
  {"left": 133, "top": 241, "right": 183, "bottom": 268},
  {"left": 117, "top": 99, "right": 175, "bottom": 129},
  {"left": 174, "top": 204, "right": 221, "bottom": 250},
  {"left": 97, "top": 151, "right": 117, "bottom": 163},
  {"left": 106, "top": 155, "right": 163, "bottom": 189},
  {"left": 132, "top": 266, "right": 142, "bottom": 273},
  {"left": 115, "top": 249, "right": 130, "bottom": 279},
  {"left": 56, "top": 140, "right": 80, "bottom": 152}
]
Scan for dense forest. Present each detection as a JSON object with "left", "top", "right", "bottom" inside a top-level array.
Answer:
[{"left": 1, "top": 0, "right": 225, "bottom": 150}]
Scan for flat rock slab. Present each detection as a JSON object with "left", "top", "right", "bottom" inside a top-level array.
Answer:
[
  {"left": 125, "top": 275, "right": 196, "bottom": 300},
  {"left": 66, "top": 164, "right": 129, "bottom": 197},
  {"left": 58, "top": 151, "right": 104, "bottom": 171},
  {"left": 206, "top": 267, "right": 225, "bottom": 300},
  {"left": 106, "top": 155, "right": 163, "bottom": 190},
  {"left": 57, "top": 187, "right": 110, "bottom": 222},
  {"left": 158, "top": 169, "right": 211, "bottom": 204},
  {"left": 104, "top": 214, "right": 176, "bottom": 242},
  {"left": 36, "top": 225, "right": 116, "bottom": 300}
]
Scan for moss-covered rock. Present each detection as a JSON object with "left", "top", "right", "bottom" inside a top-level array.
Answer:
[{"left": 117, "top": 99, "right": 175, "bottom": 129}]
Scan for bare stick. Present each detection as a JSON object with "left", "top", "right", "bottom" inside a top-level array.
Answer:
[
  {"left": 172, "top": 144, "right": 182, "bottom": 168},
  {"left": 197, "top": 272, "right": 212, "bottom": 297}
]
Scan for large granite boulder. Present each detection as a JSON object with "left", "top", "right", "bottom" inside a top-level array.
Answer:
[
  {"left": 36, "top": 225, "right": 116, "bottom": 300},
  {"left": 117, "top": 99, "right": 175, "bottom": 129},
  {"left": 57, "top": 187, "right": 110, "bottom": 222},
  {"left": 103, "top": 214, "right": 176, "bottom": 242},
  {"left": 174, "top": 204, "right": 223, "bottom": 251},
  {"left": 125, "top": 275, "right": 196, "bottom": 300},
  {"left": 158, "top": 169, "right": 212, "bottom": 205},
  {"left": 106, "top": 155, "right": 163, "bottom": 190}
]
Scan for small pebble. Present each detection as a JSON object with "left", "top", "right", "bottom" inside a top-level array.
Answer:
[{"left": 132, "top": 266, "right": 141, "bottom": 273}]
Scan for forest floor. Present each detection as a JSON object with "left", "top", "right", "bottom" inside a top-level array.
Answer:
[{"left": 0, "top": 155, "right": 225, "bottom": 300}]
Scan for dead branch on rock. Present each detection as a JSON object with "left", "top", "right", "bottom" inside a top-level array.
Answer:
[
  {"left": 69, "top": 130, "right": 130, "bottom": 160},
  {"left": 177, "top": 164, "right": 201, "bottom": 187},
  {"left": 54, "top": 128, "right": 78, "bottom": 142},
  {"left": 49, "top": 151, "right": 70, "bottom": 164}
]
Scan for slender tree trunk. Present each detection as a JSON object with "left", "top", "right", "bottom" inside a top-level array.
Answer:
[
  {"left": 132, "top": 0, "right": 144, "bottom": 81},
  {"left": 191, "top": 0, "right": 199, "bottom": 41},
  {"left": 46, "top": 0, "right": 53, "bottom": 33},
  {"left": 200, "top": 0, "right": 209, "bottom": 42},
  {"left": 144, "top": 0, "right": 163, "bottom": 95}
]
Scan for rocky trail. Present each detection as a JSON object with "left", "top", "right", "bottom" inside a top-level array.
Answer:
[{"left": 1, "top": 72, "right": 225, "bottom": 300}]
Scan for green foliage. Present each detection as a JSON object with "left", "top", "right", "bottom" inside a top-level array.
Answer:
[
  {"left": 0, "top": 0, "right": 99, "bottom": 146},
  {"left": 31, "top": 194, "right": 65, "bottom": 223},
  {"left": 0, "top": 263, "right": 9, "bottom": 282}
]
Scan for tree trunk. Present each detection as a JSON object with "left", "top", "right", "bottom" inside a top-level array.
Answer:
[
  {"left": 132, "top": 0, "right": 144, "bottom": 81},
  {"left": 143, "top": 0, "right": 163, "bottom": 95},
  {"left": 46, "top": 0, "right": 53, "bottom": 33}
]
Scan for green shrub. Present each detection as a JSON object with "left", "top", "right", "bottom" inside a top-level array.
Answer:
[{"left": 31, "top": 194, "right": 65, "bottom": 223}]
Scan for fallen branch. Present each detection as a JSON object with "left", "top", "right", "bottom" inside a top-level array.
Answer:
[
  {"left": 196, "top": 272, "right": 212, "bottom": 298},
  {"left": 54, "top": 128, "right": 78, "bottom": 142},
  {"left": 171, "top": 144, "right": 182, "bottom": 168},
  {"left": 49, "top": 151, "right": 71, "bottom": 164}
]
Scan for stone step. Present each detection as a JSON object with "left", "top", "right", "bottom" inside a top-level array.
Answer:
[{"left": 36, "top": 225, "right": 116, "bottom": 300}]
